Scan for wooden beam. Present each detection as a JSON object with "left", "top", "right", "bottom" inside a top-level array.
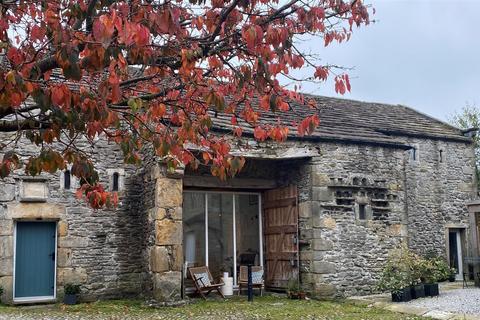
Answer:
[{"left": 183, "top": 175, "right": 277, "bottom": 189}]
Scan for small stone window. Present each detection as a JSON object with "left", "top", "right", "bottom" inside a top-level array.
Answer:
[
  {"left": 64, "top": 170, "right": 71, "bottom": 190},
  {"left": 112, "top": 172, "right": 119, "bottom": 191},
  {"left": 410, "top": 148, "right": 417, "bottom": 161},
  {"left": 107, "top": 169, "right": 125, "bottom": 192},
  {"left": 439, "top": 149, "right": 444, "bottom": 163},
  {"left": 409, "top": 144, "right": 419, "bottom": 162},
  {"left": 60, "top": 168, "right": 76, "bottom": 191},
  {"left": 358, "top": 204, "right": 367, "bottom": 220}
]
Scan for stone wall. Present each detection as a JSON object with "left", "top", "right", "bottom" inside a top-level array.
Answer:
[
  {"left": 0, "top": 136, "right": 149, "bottom": 303},
  {"left": 404, "top": 138, "right": 476, "bottom": 256},
  {"left": 0, "top": 131, "right": 476, "bottom": 303},
  {"left": 298, "top": 143, "right": 410, "bottom": 298}
]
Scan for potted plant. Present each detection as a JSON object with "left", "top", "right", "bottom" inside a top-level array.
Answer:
[
  {"left": 410, "top": 256, "right": 425, "bottom": 299},
  {"left": 287, "top": 279, "right": 300, "bottom": 299},
  {"left": 64, "top": 283, "right": 81, "bottom": 305},
  {"left": 422, "top": 256, "right": 449, "bottom": 296},
  {"left": 377, "top": 246, "right": 414, "bottom": 302},
  {"left": 448, "top": 267, "right": 457, "bottom": 282}
]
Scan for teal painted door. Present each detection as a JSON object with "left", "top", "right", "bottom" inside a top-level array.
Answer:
[{"left": 15, "top": 222, "right": 56, "bottom": 299}]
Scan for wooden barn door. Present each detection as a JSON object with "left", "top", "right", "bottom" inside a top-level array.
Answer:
[{"left": 263, "top": 185, "right": 299, "bottom": 289}]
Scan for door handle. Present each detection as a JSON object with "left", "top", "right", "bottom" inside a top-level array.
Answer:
[{"left": 49, "top": 252, "right": 55, "bottom": 261}]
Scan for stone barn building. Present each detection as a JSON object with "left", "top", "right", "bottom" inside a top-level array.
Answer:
[{"left": 0, "top": 96, "right": 477, "bottom": 304}]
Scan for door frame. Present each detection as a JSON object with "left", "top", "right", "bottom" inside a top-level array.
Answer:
[
  {"left": 13, "top": 220, "right": 58, "bottom": 303},
  {"left": 183, "top": 190, "right": 264, "bottom": 288},
  {"left": 446, "top": 227, "right": 465, "bottom": 281}
]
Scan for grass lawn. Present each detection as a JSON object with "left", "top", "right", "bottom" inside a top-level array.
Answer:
[{"left": 0, "top": 296, "right": 426, "bottom": 319}]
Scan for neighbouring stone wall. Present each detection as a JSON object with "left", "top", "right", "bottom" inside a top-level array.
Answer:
[
  {"left": 0, "top": 135, "right": 148, "bottom": 303},
  {"left": 298, "top": 142, "right": 409, "bottom": 298},
  {"left": 142, "top": 157, "right": 184, "bottom": 302},
  {"left": 403, "top": 138, "right": 476, "bottom": 256}
]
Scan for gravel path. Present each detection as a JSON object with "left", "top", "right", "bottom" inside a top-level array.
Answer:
[{"left": 405, "top": 288, "right": 480, "bottom": 315}]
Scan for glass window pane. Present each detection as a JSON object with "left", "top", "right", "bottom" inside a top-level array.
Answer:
[
  {"left": 183, "top": 193, "right": 206, "bottom": 273},
  {"left": 208, "top": 193, "right": 234, "bottom": 280},
  {"left": 236, "top": 194, "right": 260, "bottom": 267}
]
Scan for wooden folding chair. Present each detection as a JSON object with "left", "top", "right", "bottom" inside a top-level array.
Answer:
[
  {"left": 238, "top": 265, "right": 264, "bottom": 296},
  {"left": 188, "top": 266, "right": 225, "bottom": 300}
]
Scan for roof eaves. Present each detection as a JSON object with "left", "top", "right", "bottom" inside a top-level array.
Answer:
[
  {"left": 210, "top": 127, "right": 412, "bottom": 150},
  {"left": 375, "top": 128, "right": 473, "bottom": 143}
]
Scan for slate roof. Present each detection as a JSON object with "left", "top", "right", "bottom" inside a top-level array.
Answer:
[
  {"left": 210, "top": 95, "right": 471, "bottom": 148},
  {"left": 0, "top": 52, "right": 468, "bottom": 147}
]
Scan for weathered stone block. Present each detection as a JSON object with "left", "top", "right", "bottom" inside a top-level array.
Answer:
[
  {"left": 311, "top": 172, "right": 330, "bottom": 186},
  {"left": 0, "top": 276, "right": 13, "bottom": 303},
  {"left": 312, "top": 187, "right": 332, "bottom": 202},
  {"left": 0, "top": 220, "right": 13, "bottom": 236},
  {"left": 170, "top": 207, "right": 182, "bottom": 220},
  {"left": 150, "top": 207, "right": 167, "bottom": 221},
  {"left": 388, "top": 183, "right": 401, "bottom": 191},
  {"left": 58, "top": 267, "right": 88, "bottom": 284},
  {"left": 387, "top": 224, "right": 405, "bottom": 236},
  {"left": 0, "top": 185, "right": 15, "bottom": 202},
  {"left": 150, "top": 164, "right": 166, "bottom": 180},
  {"left": 155, "top": 220, "right": 182, "bottom": 245},
  {"left": 57, "top": 248, "right": 72, "bottom": 268},
  {"left": 170, "top": 245, "right": 183, "bottom": 272},
  {"left": 20, "top": 180, "right": 48, "bottom": 201},
  {"left": 150, "top": 246, "right": 169, "bottom": 273},
  {"left": 313, "top": 261, "right": 335, "bottom": 274},
  {"left": 153, "top": 271, "right": 182, "bottom": 301},
  {"left": 313, "top": 251, "right": 325, "bottom": 261},
  {"left": 299, "top": 250, "right": 312, "bottom": 261},
  {"left": 0, "top": 236, "right": 13, "bottom": 258},
  {"left": 315, "top": 217, "right": 336, "bottom": 229},
  {"left": 459, "top": 182, "right": 474, "bottom": 192},
  {"left": 0, "top": 258, "right": 13, "bottom": 276},
  {"left": 58, "top": 221, "right": 68, "bottom": 237},
  {"left": 299, "top": 201, "right": 312, "bottom": 218},
  {"left": 314, "top": 283, "right": 337, "bottom": 298},
  {"left": 312, "top": 238, "right": 333, "bottom": 251},
  {"left": 58, "top": 236, "right": 89, "bottom": 248},
  {"left": 155, "top": 178, "right": 182, "bottom": 208},
  {"left": 7, "top": 203, "right": 65, "bottom": 220}
]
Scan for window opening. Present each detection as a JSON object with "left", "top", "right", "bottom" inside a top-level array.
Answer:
[
  {"left": 64, "top": 170, "right": 71, "bottom": 190},
  {"left": 112, "top": 172, "right": 119, "bottom": 191},
  {"left": 358, "top": 204, "right": 366, "bottom": 220}
]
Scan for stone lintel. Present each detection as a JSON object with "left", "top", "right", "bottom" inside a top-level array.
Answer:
[{"left": 7, "top": 203, "right": 65, "bottom": 220}]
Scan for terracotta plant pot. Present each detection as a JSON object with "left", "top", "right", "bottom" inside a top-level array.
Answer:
[{"left": 298, "top": 292, "right": 306, "bottom": 300}]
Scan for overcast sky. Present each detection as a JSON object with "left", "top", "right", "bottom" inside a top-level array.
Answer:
[{"left": 286, "top": 0, "right": 480, "bottom": 122}]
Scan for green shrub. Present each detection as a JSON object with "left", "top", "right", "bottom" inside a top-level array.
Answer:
[
  {"left": 377, "top": 245, "right": 416, "bottom": 293},
  {"left": 419, "top": 255, "right": 451, "bottom": 282},
  {"left": 64, "top": 283, "right": 81, "bottom": 295}
]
